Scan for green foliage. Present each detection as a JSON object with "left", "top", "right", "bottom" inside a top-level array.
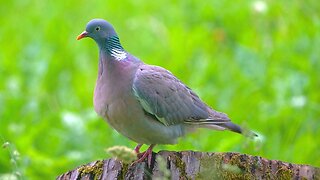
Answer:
[
  {"left": 0, "top": 0, "right": 319, "bottom": 179},
  {"left": 105, "top": 146, "right": 137, "bottom": 164}
]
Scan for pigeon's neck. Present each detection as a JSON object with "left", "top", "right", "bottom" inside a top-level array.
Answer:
[{"left": 104, "top": 36, "right": 127, "bottom": 61}]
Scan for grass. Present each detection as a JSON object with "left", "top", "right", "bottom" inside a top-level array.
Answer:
[{"left": 0, "top": 0, "right": 319, "bottom": 179}]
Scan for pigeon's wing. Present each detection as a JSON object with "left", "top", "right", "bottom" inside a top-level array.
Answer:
[{"left": 132, "top": 65, "right": 230, "bottom": 126}]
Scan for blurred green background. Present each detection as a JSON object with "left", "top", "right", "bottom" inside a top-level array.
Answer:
[{"left": 1, "top": 0, "right": 319, "bottom": 179}]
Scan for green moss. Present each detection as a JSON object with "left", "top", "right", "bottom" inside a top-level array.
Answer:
[
  {"left": 196, "top": 153, "right": 223, "bottom": 179},
  {"left": 275, "top": 166, "right": 293, "bottom": 180},
  {"left": 196, "top": 153, "right": 257, "bottom": 180},
  {"left": 195, "top": 153, "right": 301, "bottom": 179},
  {"left": 172, "top": 154, "right": 187, "bottom": 179},
  {"left": 118, "top": 163, "right": 129, "bottom": 180},
  {"left": 78, "top": 160, "right": 104, "bottom": 180}
]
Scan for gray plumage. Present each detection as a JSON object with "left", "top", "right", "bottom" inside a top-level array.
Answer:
[{"left": 77, "top": 19, "right": 255, "bottom": 153}]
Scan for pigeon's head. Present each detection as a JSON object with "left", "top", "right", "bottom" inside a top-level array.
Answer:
[{"left": 77, "top": 19, "right": 117, "bottom": 43}]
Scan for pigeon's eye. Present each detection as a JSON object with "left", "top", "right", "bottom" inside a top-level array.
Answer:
[{"left": 95, "top": 26, "right": 100, "bottom": 31}]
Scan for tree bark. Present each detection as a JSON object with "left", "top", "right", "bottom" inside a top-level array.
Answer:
[{"left": 57, "top": 151, "right": 319, "bottom": 180}]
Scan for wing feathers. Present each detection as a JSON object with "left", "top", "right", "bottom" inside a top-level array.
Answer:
[{"left": 133, "top": 65, "right": 230, "bottom": 126}]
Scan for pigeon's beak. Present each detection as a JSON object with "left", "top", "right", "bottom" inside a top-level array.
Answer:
[{"left": 77, "top": 31, "right": 88, "bottom": 40}]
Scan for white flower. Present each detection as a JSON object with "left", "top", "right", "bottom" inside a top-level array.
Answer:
[
  {"left": 252, "top": 0, "right": 268, "bottom": 14},
  {"left": 291, "top": 95, "right": 307, "bottom": 108}
]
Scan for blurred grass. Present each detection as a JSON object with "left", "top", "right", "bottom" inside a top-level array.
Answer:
[{"left": 0, "top": 0, "right": 319, "bottom": 179}]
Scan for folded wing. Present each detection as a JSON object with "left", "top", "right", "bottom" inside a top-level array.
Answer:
[{"left": 132, "top": 65, "right": 231, "bottom": 127}]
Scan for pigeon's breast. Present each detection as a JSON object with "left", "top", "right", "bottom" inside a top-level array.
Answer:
[
  {"left": 94, "top": 74, "right": 184, "bottom": 144},
  {"left": 105, "top": 94, "right": 185, "bottom": 144},
  {"left": 93, "top": 79, "right": 110, "bottom": 118}
]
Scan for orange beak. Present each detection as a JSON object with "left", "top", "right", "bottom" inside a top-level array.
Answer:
[{"left": 77, "top": 31, "right": 88, "bottom": 40}]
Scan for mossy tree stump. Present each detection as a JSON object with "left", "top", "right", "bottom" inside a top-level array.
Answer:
[{"left": 57, "top": 151, "right": 319, "bottom": 180}]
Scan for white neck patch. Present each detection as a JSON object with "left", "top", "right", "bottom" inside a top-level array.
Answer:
[{"left": 110, "top": 48, "right": 127, "bottom": 61}]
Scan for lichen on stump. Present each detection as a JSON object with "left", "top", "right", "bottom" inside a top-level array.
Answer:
[{"left": 57, "top": 151, "right": 320, "bottom": 180}]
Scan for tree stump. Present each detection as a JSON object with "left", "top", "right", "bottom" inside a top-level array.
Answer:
[{"left": 57, "top": 151, "right": 320, "bottom": 180}]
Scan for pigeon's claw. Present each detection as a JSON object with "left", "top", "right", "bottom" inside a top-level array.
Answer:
[{"left": 132, "top": 144, "right": 155, "bottom": 167}]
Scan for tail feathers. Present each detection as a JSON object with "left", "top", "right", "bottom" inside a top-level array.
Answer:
[
  {"left": 220, "top": 122, "right": 243, "bottom": 134},
  {"left": 202, "top": 121, "right": 258, "bottom": 138},
  {"left": 185, "top": 118, "right": 258, "bottom": 138},
  {"left": 220, "top": 122, "right": 258, "bottom": 138}
]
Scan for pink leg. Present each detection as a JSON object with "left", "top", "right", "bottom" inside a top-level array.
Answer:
[
  {"left": 134, "top": 144, "right": 143, "bottom": 154},
  {"left": 133, "top": 144, "right": 155, "bottom": 167}
]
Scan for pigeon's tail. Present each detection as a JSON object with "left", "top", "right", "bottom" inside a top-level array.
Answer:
[
  {"left": 219, "top": 122, "right": 258, "bottom": 138},
  {"left": 219, "top": 122, "right": 242, "bottom": 134},
  {"left": 203, "top": 110, "right": 257, "bottom": 137},
  {"left": 189, "top": 120, "right": 258, "bottom": 138}
]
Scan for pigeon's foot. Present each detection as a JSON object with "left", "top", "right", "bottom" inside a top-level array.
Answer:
[{"left": 132, "top": 144, "right": 155, "bottom": 167}]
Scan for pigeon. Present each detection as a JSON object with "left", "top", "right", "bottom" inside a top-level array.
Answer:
[{"left": 77, "top": 19, "right": 256, "bottom": 165}]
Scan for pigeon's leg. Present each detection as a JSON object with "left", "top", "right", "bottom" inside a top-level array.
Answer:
[
  {"left": 133, "top": 144, "right": 155, "bottom": 166},
  {"left": 134, "top": 144, "right": 143, "bottom": 154}
]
